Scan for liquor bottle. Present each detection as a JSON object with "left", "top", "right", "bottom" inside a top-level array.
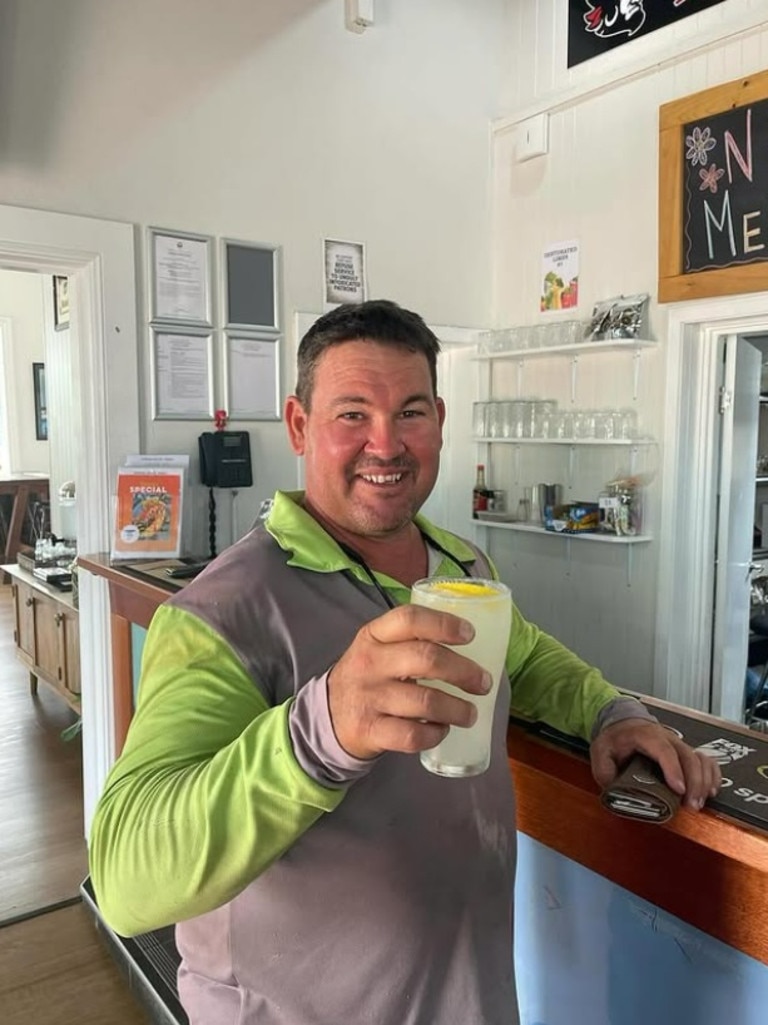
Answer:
[{"left": 472, "top": 464, "right": 492, "bottom": 519}]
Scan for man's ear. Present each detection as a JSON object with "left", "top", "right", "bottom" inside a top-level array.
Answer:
[{"left": 284, "top": 394, "right": 308, "bottom": 455}]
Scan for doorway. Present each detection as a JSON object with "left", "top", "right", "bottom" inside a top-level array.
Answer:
[
  {"left": 0, "top": 203, "right": 139, "bottom": 842},
  {"left": 655, "top": 293, "right": 768, "bottom": 723}
]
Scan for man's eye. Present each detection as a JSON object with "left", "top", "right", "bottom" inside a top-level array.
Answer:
[
  {"left": 339, "top": 411, "right": 364, "bottom": 421},
  {"left": 401, "top": 409, "right": 425, "bottom": 418}
]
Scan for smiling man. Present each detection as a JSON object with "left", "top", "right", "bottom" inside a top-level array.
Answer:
[{"left": 90, "top": 299, "right": 720, "bottom": 1025}]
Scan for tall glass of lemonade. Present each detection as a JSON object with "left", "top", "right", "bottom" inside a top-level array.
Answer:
[{"left": 410, "top": 576, "right": 512, "bottom": 778}]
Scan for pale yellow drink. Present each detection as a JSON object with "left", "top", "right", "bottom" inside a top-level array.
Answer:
[{"left": 410, "top": 577, "right": 512, "bottom": 778}]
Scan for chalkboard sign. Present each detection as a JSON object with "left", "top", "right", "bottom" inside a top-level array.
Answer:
[
  {"left": 683, "top": 101, "right": 768, "bottom": 274},
  {"left": 659, "top": 69, "right": 768, "bottom": 303}
]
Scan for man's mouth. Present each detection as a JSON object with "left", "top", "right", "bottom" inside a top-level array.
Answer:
[{"left": 358, "top": 472, "right": 405, "bottom": 485}]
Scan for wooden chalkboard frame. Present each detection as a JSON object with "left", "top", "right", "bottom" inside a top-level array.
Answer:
[{"left": 659, "top": 68, "right": 768, "bottom": 303}]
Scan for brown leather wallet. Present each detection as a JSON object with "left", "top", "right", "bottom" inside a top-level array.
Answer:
[{"left": 601, "top": 754, "right": 681, "bottom": 824}]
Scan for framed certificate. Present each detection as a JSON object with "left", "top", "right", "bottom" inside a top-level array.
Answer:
[
  {"left": 150, "top": 227, "right": 213, "bottom": 326},
  {"left": 224, "top": 332, "right": 281, "bottom": 421},
  {"left": 151, "top": 327, "right": 215, "bottom": 420}
]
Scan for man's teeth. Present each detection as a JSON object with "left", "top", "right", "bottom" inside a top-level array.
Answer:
[{"left": 361, "top": 473, "right": 403, "bottom": 484}]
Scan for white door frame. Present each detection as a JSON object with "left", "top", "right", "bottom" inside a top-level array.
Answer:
[
  {"left": 0, "top": 204, "right": 139, "bottom": 834},
  {"left": 655, "top": 291, "right": 768, "bottom": 714}
]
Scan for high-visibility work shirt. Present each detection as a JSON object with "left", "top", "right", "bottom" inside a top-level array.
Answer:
[{"left": 90, "top": 490, "right": 642, "bottom": 1025}]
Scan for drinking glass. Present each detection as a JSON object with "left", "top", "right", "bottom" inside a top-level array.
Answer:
[{"left": 410, "top": 577, "right": 512, "bottom": 778}]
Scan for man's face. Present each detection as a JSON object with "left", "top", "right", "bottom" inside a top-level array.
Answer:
[{"left": 285, "top": 340, "right": 445, "bottom": 539}]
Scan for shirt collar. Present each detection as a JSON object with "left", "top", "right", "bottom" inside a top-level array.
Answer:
[{"left": 265, "top": 490, "right": 478, "bottom": 577}]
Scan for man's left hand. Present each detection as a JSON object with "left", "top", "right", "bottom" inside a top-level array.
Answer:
[{"left": 590, "top": 718, "right": 722, "bottom": 811}]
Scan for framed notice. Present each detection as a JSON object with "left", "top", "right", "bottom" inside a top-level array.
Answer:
[
  {"left": 150, "top": 227, "right": 212, "bottom": 326},
  {"left": 224, "top": 333, "right": 281, "bottom": 421},
  {"left": 222, "top": 239, "right": 280, "bottom": 332},
  {"left": 152, "top": 327, "right": 214, "bottom": 420},
  {"left": 112, "top": 466, "right": 184, "bottom": 560},
  {"left": 659, "top": 68, "right": 768, "bottom": 303},
  {"left": 323, "top": 238, "right": 366, "bottom": 309}
]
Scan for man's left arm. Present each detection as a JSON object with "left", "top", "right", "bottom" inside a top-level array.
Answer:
[{"left": 506, "top": 604, "right": 721, "bottom": 810}]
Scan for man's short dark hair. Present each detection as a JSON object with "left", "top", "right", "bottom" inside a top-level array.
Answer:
[{"left": 295, "top": 300, "right": 441, "bottom": 409}]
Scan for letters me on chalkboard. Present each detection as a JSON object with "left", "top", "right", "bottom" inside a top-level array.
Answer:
[
  {"left": 683, "top": 103, "right": 768, "bottom": 274},
  {"left": 659, "top": 69, "right": 768, "bottom": 303}
]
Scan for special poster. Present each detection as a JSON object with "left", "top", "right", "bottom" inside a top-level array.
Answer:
[
  {"left": 568, "top": 1, "right": 729, "bottom": 68},
  {"left": 540, "top": 240, "right": 580, "bottom": 313},
  {"left": 112, "top": 467, "right": 184, "bottom": 559}
]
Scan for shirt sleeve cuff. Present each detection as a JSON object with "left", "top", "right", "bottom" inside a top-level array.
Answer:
[
  {"left": 590, "top": 695, "right": 658, "bottom": 741},
  {"left": 288, "top": 671, "right": 379, "bottom": 787}
]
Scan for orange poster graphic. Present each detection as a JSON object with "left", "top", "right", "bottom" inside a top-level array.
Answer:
[{"left": 112, "top": 467, "right": 184, "bottom": 559}]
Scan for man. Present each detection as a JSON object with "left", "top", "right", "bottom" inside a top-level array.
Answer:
[{"left": 90, "top": 299, "right": 720, "bottom": 1025}]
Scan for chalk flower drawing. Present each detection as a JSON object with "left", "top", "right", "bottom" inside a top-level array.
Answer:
[
  {"left": 685, "top": 125, "right": 717, "bottom": 166},
  {"left": 698, "top": 163, "right": 725, "bottom": 194}
]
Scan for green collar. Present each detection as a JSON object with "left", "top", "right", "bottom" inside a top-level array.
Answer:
[{"left": 265, "top": 490, "right": 478, "bottom": 584}]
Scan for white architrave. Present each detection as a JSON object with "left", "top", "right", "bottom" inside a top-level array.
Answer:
[
  {"left": 655, "top": 292, "right": 768, "bottom": 714},
  {"left": 0, "top": 204, "right": 139, "bottom": 834}
]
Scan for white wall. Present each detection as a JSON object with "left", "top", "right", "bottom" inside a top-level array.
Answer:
[
  {"left": 488, "top": 2, "right": 768, "bottom": 694},
  {"left": 0, "top": 268, "right": 48, "bottom": 473},
  {"left": 0, "top": 0, "right": 508, "bottom": 554}
]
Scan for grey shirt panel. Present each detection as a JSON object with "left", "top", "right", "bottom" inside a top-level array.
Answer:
[{"left": 169, "top": 527, "right": 519, "bottom": 1025}]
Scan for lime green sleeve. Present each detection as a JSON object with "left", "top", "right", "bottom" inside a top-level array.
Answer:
[
  {"left": 88, "top": 605, "right": 344, "bottom": 937},
  {"left": 505, "top": 601, "right": 620, "bottom": 739}
]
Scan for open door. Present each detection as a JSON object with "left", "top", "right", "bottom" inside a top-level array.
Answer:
[{"left": 711, "top": 335, "right": 761, "bottom": 722}]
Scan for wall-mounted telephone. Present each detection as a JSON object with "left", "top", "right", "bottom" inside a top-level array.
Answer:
[{"left": 198, "top": 430, "right": 253, "bottom": 489}]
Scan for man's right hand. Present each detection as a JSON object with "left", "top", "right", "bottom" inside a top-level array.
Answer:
[{"left": 327, "top": 605, "right": 491, "bottom": 761}]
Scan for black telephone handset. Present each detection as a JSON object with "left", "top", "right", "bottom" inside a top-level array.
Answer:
[{"left": 198, "top": 431, "right": 253, "bottom": 489}]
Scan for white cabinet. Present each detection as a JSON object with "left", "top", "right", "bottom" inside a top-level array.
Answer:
[{"left": 473, "top": 338, "right": 657, "bottom": 547}]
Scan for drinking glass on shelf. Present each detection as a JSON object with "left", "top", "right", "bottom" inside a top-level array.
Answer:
[
  {"left": 485, "top": 401, "right": 503, "bottom": 438},
  {"left": 593, "top": 410, "right": 615, "bottom": 440},
  {"left": 553, "top": 410, "right": 574, "bottom": 439},
  {"left": 533, "top": 399, "right": 558, "bottom": 438},
  {"left": 615, "top": 408, "right": 638, "bottom": 440},
  {"left": 472, "top": 401, "right": 488, "bottom": 438},
  {"left": 573, "top": 409, "right": 596, "bottom": 439}
]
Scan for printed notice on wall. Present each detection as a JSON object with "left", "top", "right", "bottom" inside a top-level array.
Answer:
[
  {"left": 323, "top": 238, "right": 367, "bottom": 309},
  {"left": 540, "top": 240, "right": 580, "bottom": 313}
]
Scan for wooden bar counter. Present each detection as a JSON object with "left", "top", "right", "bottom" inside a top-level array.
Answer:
[{"left": 79, "top": 554, "right": 768, "bottom": 972}]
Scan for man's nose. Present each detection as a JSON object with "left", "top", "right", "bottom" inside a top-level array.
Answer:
[{"left": 366, "top": 417, "right": 406, "bottom": 456}]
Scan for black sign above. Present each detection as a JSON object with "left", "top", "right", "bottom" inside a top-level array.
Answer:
[
  {"left": 568, "top": 0, "right": 729, "bottom": 68},
  {"left": 682, "top": 100, "right": 768, "bottom": 274}
]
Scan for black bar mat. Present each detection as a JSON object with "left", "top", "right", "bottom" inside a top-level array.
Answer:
[
  {"left": 80, "top": 877, "right": 187, "bottom": 1025},
  {"left": 512, "top": 702, "right": 768, "bottom": 833}
]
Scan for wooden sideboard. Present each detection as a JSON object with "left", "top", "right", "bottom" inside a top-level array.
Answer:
[
  {"left": 4, "top": 562, "right": 80, "bottom": 713},
  {"left": 79, "top": 553, "right": 768, "bottom": 971}
]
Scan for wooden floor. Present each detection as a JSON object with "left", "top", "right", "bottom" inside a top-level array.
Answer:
[
  {"left": 0, "top": 583, "right": 88, "bottom": 924},
  {"left": 0, "top": 902, "right": 150, "bottom": 1024}
]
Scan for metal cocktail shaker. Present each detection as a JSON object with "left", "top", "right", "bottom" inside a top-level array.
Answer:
[{"left": 537, "top": 483, "right": 563, "bottom": 524}]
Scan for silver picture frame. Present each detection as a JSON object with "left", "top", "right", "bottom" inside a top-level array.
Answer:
[
  {"left": 149, "top": 226, "right": 213, "bottom": 327},
  {"left": 223, "top": 332, "right": 281, "bottom": 421},
  {"left": 221, "top": 238, "right": 281, "bottom": 333},
  {"left": 151, "top": 325, "right": 215, "bottom": 421}
]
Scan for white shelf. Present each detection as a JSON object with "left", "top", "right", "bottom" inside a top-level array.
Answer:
[
  {"left": 473, "top": 436, "right": 655, "bottom": 446},
  {"left": 475, "top": 521, "right": 652, "bottom": 544},
  {"left": 475, "top": 339, "right": 657, "bottom": 362}
]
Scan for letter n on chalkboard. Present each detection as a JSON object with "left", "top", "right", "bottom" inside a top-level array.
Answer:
[{"left": 659, "top": 69, "right": 768, "bottom": 303}]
